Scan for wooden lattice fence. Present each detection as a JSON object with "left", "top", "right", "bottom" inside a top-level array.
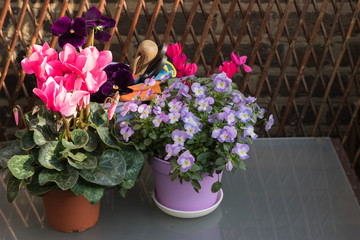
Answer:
[{"left": 0, "top": 0, "right": 360, "bottom": 192}]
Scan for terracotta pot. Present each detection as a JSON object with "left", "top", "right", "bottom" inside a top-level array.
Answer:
[
  {"left": 42, "top": 190, "right": 100, "bottom": 233},
  {"left": 119, "top": 81, "right": 161, "bottom": 102}
]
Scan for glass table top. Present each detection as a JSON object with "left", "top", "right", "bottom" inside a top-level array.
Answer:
[{"left": 1, "top": 137, "right": 360, "bottom": 240}]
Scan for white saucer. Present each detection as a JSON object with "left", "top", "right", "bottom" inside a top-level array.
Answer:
[{"left": 152, "top": 189, "right": 223, "bottom": 218}]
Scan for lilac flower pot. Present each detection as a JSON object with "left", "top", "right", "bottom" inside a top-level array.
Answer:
[{"left": 151, "top": 157, "right": 222, "bottom": 212}]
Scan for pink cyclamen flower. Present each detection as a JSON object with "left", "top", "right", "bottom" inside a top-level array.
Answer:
[
  {"left": 231, "top": 52, "right": 252, "bottom": 72},
  {"left": 173, "top": 54, "right": 187, "bottom": 72},
  {"left": 184, "top": 63, "right": 197, "bottom": 76},
  {"left": 166, "top": 43, "right": 182, "bottom": 59},
  {"left": 219, "top": 61, "right": 238, "bottom": 78},
  {"left": 13, "top": 108, "right": 19, "bottom": 126},
  {"left": 108, "top": 102, "right": 117, "bottom": 120},
  {"left": 33, "top": 77, "right": 88, "bottom": 117},
  {"left": 177, "top": 150, "right": 195, "bottom": 172}
]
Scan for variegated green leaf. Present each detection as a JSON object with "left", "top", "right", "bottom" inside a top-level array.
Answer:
[
  {"left": 39, "top": 166, "right": 79, "bottom": 190},
  {"left": 7, "top": 155, "right": 35, "bottom": 179},
  {"left": 38, "top": 141, "right": 64, "bottom": 171}
]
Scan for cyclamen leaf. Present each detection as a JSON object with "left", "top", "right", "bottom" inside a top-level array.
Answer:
[
  {"left": 68, "top": 155, "right": 97, "bottom": 170},
  {"left": 96, "top": 127, "right": 120, "bottom": 150},
  {"left": 0, "top": 143, "right": 24, "bottom": 169},
  {"left": 7, "top": 175, "right": 22, "bottom": 202},
  {"left": 39, "top": 166, "right": 79, "bottom": 190},
  {"left": 84, "top": 130, "right": 98, "bottom": 152},
  {"left": 7, "top": 155, "right": 35, "bottom": 179},
  {"left": 38, "top": 141, "right": 64, "bottom": 171},
  {"left": 71, "top": 178, "right": 105, "bottom": 205},
  {"left": 20, "top": 131, "right": 36, "bottom": 151},
  {"left": 61, "top": 129, "right": 89, "bottom": 149},
  {"left": 79, "top": 149, "right": 126, "bottom": 187},
  {"left": 120, "top": 148, "right": 144, "bottom": 180}
]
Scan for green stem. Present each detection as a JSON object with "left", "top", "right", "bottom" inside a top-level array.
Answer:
[
  {"left": 61, "top": 115, "right": 71, "bottom": 140},
  {"left": 92, "top": 28, "right": 95, "bottom": 47}
]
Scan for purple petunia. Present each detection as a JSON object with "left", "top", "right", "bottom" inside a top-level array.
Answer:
[
  {"left": 232, "top": 143, "right": 250, "bottom": 160},
  {"left": 51, "top": 17, "right": 88, "bottom": 48},
  {"left": 265, "top": 114, "right": 274, "bottom": 131},
  {"left": 172, "top": 130, "right": 187, "bottom": 146},
  {"left": 177, "top": 150, "right": 195, "bottom": 172},
  {"left": 85, "top": 6, "right": 116, "bottom": 42}
]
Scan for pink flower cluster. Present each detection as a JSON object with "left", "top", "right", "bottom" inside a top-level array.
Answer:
[
  {"left": 21, "top": 43, "right": 112, "bottom": 117},
  {"left": 219, "top": 52, "right": 252, "bottom": 78},
  {"left": 166, "top": 43, "right": 197, "bottom": 78}
]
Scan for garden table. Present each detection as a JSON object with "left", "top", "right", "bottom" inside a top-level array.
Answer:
[{"left": 1, "top": 137, "right": 360, "bottom": 240}]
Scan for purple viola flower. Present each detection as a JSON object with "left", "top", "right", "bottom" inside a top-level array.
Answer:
[
  {"left": 164, "top": 144, "right": 182, "bottom": 160},
  {"left": 138, "top": 104, "right": 151, "bottom": 119},
  {"left": 51, "top": 17, "right": 88, "bottom": 48},
  {"left": 178, "top": 84, "right": 191, "bottom": 99},
  {"left": 153, "top": 106, "right": 162, "bottom": 115},
  {"left": 180, "top": 104, "right": 189, "bottom": 117},
  {"left": 232, "top": 92, "right": 244, "bottom": 104},
  {"left": 85, "top": 6, "right": 116, "bottom": 42},
  {"left": 168, "top": 111, "right": 180, "bottom": 124},
  {"left": 120, "top": 126, "right": 134, "bottom": 142},
  {"left": 152, "top": 112, "right": 169, "bottom": 127},
  {"left": 232, "top": 143, "right": 249, "bottom": 160},
  {"left": 237, "top": 108, "right": 252, "bottom": 123},
  {"left": 213, "top": 72, "right": 231, "bottom": 92},
  {"left": 197, "top": 97, "right": 215, "bottom": 112},
  {"left": 245, "top": 96, "right": 257, "bottom": 103},
  {"left": 144, "top": 88, "right": 153, "bottom": 100},
  {"left": 144, "top": 77, "right": 156, "bottom": 87},
  {"left": 184, "top": 123, "right": 200, "bottom": 139},
  {"left": 97, "top": 63, "right": 134, "bottom": 101},
  {"left": 121, "top": 101, "right": 138, "bottom": 117},
  {"left": 168, "top": 99, "right": 183, "bottom": 113},
  {"left": 265, "top": 114, "right": 274, "bottom": 131},
  {"left": 255, "top": 103, "right": 265, "bottom": 119},
  {"left": 243, "top": 125, "right": 258, "bottom": 139},
  {"left": 191, "top": 83, "right": 206, "bottom": 98},
  {"left": 181, "top": 112, "right": 200, "bottom": 127},
  {"left": 225, "top": 110, "right": 237, "bottom": 126},
  {"left": 226, "top": 160, "right": 233, "bottom": 171},
  {"left": 177, "top": 150, "right": 195, "bottom": 172},
  {"left": 217, "top": 126, "right": 237, "bottom": 143},
  {"left": 208, "top": 113, "right": 218, "bottom": 123},
  {"left": 172, "top": 130, "right": 187, "bottom": 146},
  {"left": 212, "top": 129, "right": 221, "bottom": 139}
]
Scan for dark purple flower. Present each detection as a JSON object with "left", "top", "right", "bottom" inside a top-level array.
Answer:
[
  {"left": 86, "top": 6, "right": 116, "bottom": 42},
  {"left": 96, "top": 63, "right": 134, "bottom": 101},
  {"left": 51, "top": 17, "right": 88, "bottom": 48}
]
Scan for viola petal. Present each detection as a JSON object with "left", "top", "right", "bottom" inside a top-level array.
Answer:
[
  {"left": 94, "top": 30, "right": 112, "bottom": 42},
  {"left": 51, "top": 16, "right": 71, "bottom": 35},
  {"left": 72, "top": 18, "right": 88, "bottom": 37},
  {"left": 58, "top": 33, "right": 86, "bottom": 48},
  {"left": 86, "top": 6, "right": 102, "bottom": 22},
  {"left": 100, "top": 15, "right": 116, "bottom": 28}
]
